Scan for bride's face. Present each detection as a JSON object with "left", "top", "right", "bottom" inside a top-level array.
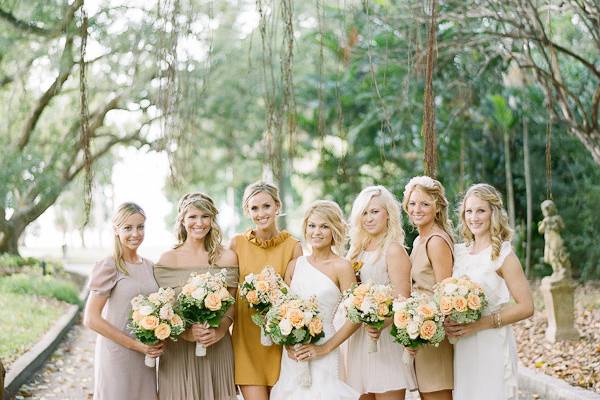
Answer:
[{"left": 306, "top": 214, "right": 333, "bottom": 251}]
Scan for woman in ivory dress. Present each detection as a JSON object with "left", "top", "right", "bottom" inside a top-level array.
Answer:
[
  {"left": 154, "top": 192, "right": 238, "bottom": 400},
  {"left": 446, "top": 183, "right": 533, "bottom": 400},
  {"left": 346, "top": 186, "right": 415, "bottom": 400},
  {"left": 402, "top": 176, "right": 454, "bottom": 400},
  {"left": 271, "top": 200, "right": 360, "bottom": 400},
  {"left": 84, "top": 203, "right": 164, "bottom": 400}
]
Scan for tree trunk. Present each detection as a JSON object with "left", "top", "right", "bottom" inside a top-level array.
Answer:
[
  {"left": 503, "top": 128, "right": 516, "bottom": 229},
  {"left": 0, "top": 225, "right": 21, "bottom": 255},
  {"left": 0, "top": 358, "right": 5, "bottom": 400},
  {"left": 523, "top": 116, "right": 532, "bottom": 276}
]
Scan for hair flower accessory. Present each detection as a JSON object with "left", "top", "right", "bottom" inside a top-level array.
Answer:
[{"left": 403, "top": 176, "right": 437, "bottom": 198}]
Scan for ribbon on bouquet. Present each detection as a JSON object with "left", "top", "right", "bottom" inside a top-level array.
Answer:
[{"left": 401, "top": 349, "right": 419, "bottom": 392}]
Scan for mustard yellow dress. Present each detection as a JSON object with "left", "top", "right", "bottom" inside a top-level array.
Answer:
[
  {"left": 410, "top": 232, "right": 454, "bottom": 393},
  {"left": 231, "top": 230, "right": 300, "bottom": 386}
]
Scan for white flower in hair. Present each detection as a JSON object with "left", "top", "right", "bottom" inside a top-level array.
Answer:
[{"left": 404, "top": 175, "right": 437, "bottom": 198}]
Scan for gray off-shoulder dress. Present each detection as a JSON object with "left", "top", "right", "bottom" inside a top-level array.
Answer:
[
  {"left": 153, "top": 265, "right": 239, "bottom": 400},
  {"left": 88, "top": 256, "right": 159, "bottom": 400}
]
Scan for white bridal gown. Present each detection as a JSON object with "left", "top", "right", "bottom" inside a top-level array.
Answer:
[
  {"left": 270, "top": 256, "right": 359, "bottom": 400},
  {"left": 452, "top": 241, "right": 519, "bottom": 400}
]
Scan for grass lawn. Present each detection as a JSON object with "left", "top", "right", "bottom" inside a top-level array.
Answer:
[{"left": 0, "top": 290, "right": 69, "bottom": 366}]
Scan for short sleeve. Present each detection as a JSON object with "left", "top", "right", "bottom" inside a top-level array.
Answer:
[
  {"left": 493, "top": 241, "right": 513, "bottom": 271},
  {"left": 88, "top": 257, "right": 118, "bottom": 296}
]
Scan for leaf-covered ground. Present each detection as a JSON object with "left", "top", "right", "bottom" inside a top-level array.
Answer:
[{"left": 514, "top": 282, "right": 600, "bottom": 393}]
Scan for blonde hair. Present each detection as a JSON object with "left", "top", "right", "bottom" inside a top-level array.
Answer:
[
  {"left": 458, "top": 183, "right": 513, "bottom": 260},
  {"left": 402, "top": 175, "right": 454, "bottom": 241},
  {"left": 112, "top": 202, "right": 145, "bottom": 274},
  {"left": 303, "top": 200, "right": 348, "bottom": 256},
  {"left": 241, "top": 181, "right": 282, "bottom": 215},
  {"left": 347, "top": 185, "right": 406, "bottom": 261},
  {"left": 174, "top": 192, "right": 223, "bottom": 265}
]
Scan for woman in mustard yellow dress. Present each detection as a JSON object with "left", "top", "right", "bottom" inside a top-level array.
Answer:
[{"left": 231, "top": 182, "right": 302, "bottom": 400}]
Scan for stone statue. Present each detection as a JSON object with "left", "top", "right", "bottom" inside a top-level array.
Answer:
[
  {"left": 538, "top": 199, "right": 579, "bottom": 342},
  {"left": 538, "top": 199, "right": 572, "bottom": 281}
]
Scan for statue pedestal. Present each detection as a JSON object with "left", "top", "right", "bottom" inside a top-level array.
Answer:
[{"left": 540, "top": 277, "right": 579, "bottom": 342}]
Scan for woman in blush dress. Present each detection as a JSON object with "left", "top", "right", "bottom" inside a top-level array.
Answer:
[
  {"left": 446, "top": 183, "right": 533, "bottom": 400},
  {"left": 231, "top": 181, "right": 302, "bottom": 400},
  {"left": 84, "top": 203, "right": 164, "bottom": 400},
  {"left": 271, "top": 200, "right": 360, "bottom": 400},
  {"left": 346, "top": 186, "right": 415, "bottom": 400},
  {"left": 402, "top": 176, "right": 454, "bottom": 400}
]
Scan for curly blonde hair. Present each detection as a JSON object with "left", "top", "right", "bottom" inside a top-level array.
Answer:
[
  {"left": 347, "top": 186, "right": 405, "bottom": 261},
  {"left": 458, "top": 183, "right": 513, "bottom": 260},
  {"left": 303, "top": 200, "right": 349, "bottom": 256},
  {"left": 402, "top": 176, "right": 454, "bottom": 241},
  {"left": 174, "top": 192, "right": 223, "bottom": 265}
]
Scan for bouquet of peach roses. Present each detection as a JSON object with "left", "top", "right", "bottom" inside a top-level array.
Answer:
[
  {"left": 433, "top": 276, "right": 487, "bottom": 343},
  {"left": 176, "top": 269, "right": 235, "bottom": 356},
  {"left": 239, "top": 266, "right": 289, "bottom": 345},
  {"left": 342, "top": 281, "right": 394, "bottom": 353},
  {"left": 263, "top": 294, "right": 325, "bottom": 387},
  {"left": 390, "top": 292, "right": 445, "bottom": 349},
  {"left": 129, "top": 287, "right": 185, "bottom": 367}
]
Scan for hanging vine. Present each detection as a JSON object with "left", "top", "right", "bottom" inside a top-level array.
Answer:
[
  {"left": 421, "top": 0, "right": 438, "bottom": 177},
  {"left": 79, "top": 6, "right": 92, "bottom": 226}
]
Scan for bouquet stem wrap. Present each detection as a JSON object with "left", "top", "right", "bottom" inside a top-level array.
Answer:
[
  {"left": 368, "top": 337, "right": 379, "bottom": 353},
  {"left": 144, "top": 355, "right": 156, "bottom": 368},
  {"left": 448, "top": 336, "right": 457, "bottom": 345},
  {"left": 260, "top": 326, "right": 273, "bottom": 346},
  {"left": 401, "top": 349, "right": 418, "bottom": 391},
  {"left": 294, "top": 344, "right": 312, "bottom": 387},
  {"left": 195, "top": 342, "right": 207, "bottom": 356}
]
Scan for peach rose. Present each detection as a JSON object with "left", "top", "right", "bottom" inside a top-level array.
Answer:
[
  {"left": 287, "top": 308, "right": 305, "bottom": 328},
  {"left": 132, "top": 310, "right": 142, "bottom": 323},
  {"left": 419, "top": 320, "right": 437, "bottom": 340},
  {"left": 417, "top": 304, "right": 435, "bottom": 319},
  {"left": 377, "top": 302, "right": 389, "bottom": 317},
  {"left": 439, "top": 296, "right": 453, "bottom": 315},
  {"left": 182, "top": 283, "right": 195, "bottom": 296},
  {"left": 204, "top": 293, "right": 222, "bottom": 311},
  {"left": 467, "top": 293, "right": 481, "bottom": 310},
  {"left": 256, "top": 280, "right": 269, "bottom": 293},
  {"left": 394, "top": 310, "right": 410, "bottom": 329},
  {"left": 308, "top": 318, "right": 323, "bottom": 336},
  {"left": 170, "top": 314, "right": 183, "bottom": 327},
  {"left": 373, "top": 291, "right": 388, "bottom": 304},
  {"left": 218, "top": 286, "right": 231, "bottom": 301},
  {"left": 154, "top": 323, "right": 171, "bottom": 340},
  {"left": 140, "top": 315, "right": 159, "bottom": 330},
  {"left": 453, "top": 296, "right": 468, "bottom": 312},
  {"left": 278, "top": 303, "right": 289, "bottom": 318},
  {"left": 352, "top": 294, "right": 364, "bottom": 307},
  {"left": 246, "top": 290, "right": 259, "bottom": 304},
  {"left": 354, "top": 284, "right": 369, "bottom": 296}
]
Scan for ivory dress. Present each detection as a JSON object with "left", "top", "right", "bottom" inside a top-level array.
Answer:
[
  {"left": 231, "top": 230, "right": 300, "bottom": 386},
  {"left": 270, "top": 256, "right": 360, "bottom": 400},
  {"left": 153, "top": 265, "right": 238, "bottom": 400},
  {"left": 346, "top": 249, "right": 415, "bottom": 394},
  {"left": 88, "top": 257, "right": 158, "bottom": 400},
  {"left": 452, "top": 241, "right": 519, "bottom": 400},
  {"left": 410, "top": 233, "right": 454, "bottom": 393}
]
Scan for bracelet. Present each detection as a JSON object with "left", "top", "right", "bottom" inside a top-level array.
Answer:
[{"left": 493, "top": 312, "right": 502, "bottom": 328}]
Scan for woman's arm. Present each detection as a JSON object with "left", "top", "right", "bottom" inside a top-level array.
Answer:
[
  {"left": 426, "top": 236, "right": 453, "bottom": 283},
  {"left": 283, "top": 258, "right": 298, "bottom": 286},
  {"left": 386, "top": 241, "right": 411, "bottom": 298},
  {"left": 84, "top": 294, "right": 164, "bottom": 357}
]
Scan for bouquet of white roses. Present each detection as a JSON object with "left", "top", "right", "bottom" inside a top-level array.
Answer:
[
  {"left": 342, "top": 281, "right": 394, "bottom": 352},
  {"left": 263, "top": 294, "right": 325, "bottom": 387},
  {"left": 390, "top": 292, "right": 445, "bottom": 349},
  {"left": 239, "top": 266, "right": 289, "bottom": 345},
  {"left": 176, "top": 269, "right": 235, "bottom": 356},
  {"left": 129, "top": 287, "right": 185, "bottom": 367}
]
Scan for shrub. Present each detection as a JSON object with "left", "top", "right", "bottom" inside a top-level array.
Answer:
[{"left": 0, "top": 274, "right": 81, "bottom": 305}]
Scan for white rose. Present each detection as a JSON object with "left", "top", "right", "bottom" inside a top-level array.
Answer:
[
  {"left": 457, "top": 285, "right": 469, "bottom": 296},
  {"left": 407, "top": 320, "right": 420, "bottom": 339},
  {"left": 279, "top": 319, "right": 293, "bottom": 336},
  {"left": 191, "top": 287, "right": 207, "bottom": 301},
  {"left": 159, "top": 304, "right": 174, "bottom": 320},
  {"left": 139, "top": 305, "right": 154, "bottom": 316},
  {"left": 130, "top": 295, "right": 145, "bottom": 310},
  {"left": 191, "top": 277, "right": 203, "bottom": 287},
  {"left": 244, "top": 274, "right": 254, "bottom": 283},
  {"left": 303, "top": 311, "right": 314, "bottom": 325},
  {"left": 443, "top": 283, "right": 458, "bottom": 295},
  {"left": 359, "top": 298, "right": 374, "bottom": 314}
]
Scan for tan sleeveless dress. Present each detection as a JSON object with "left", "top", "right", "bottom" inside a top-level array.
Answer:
[
  {"left": 154, "top": 265, "right": 239, "bottom": 400},
  {"left": 410, "top": 232, "right": 454, "bottom": 393}
]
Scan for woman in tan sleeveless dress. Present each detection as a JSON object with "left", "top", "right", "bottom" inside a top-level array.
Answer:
[
  {"left": 154, "top": 192, "right": 238, "bottom": 400},
  {"left": 402, "top": 177, "right": 454, "bottom": 400},
  {"left": 231, "top": 182, "right": 302, "bottom": 400}
]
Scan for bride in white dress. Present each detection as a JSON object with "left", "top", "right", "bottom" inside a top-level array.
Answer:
[
  {"left": 446, "top": 184, "right": 534, "bottom": 400},
  {"left": 271, "top": 200, "right": 360, "bottom": 400}
]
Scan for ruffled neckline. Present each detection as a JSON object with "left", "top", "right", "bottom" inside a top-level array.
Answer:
[{"left": 244, "top": 229, "right": 291, "bottom": 249}]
